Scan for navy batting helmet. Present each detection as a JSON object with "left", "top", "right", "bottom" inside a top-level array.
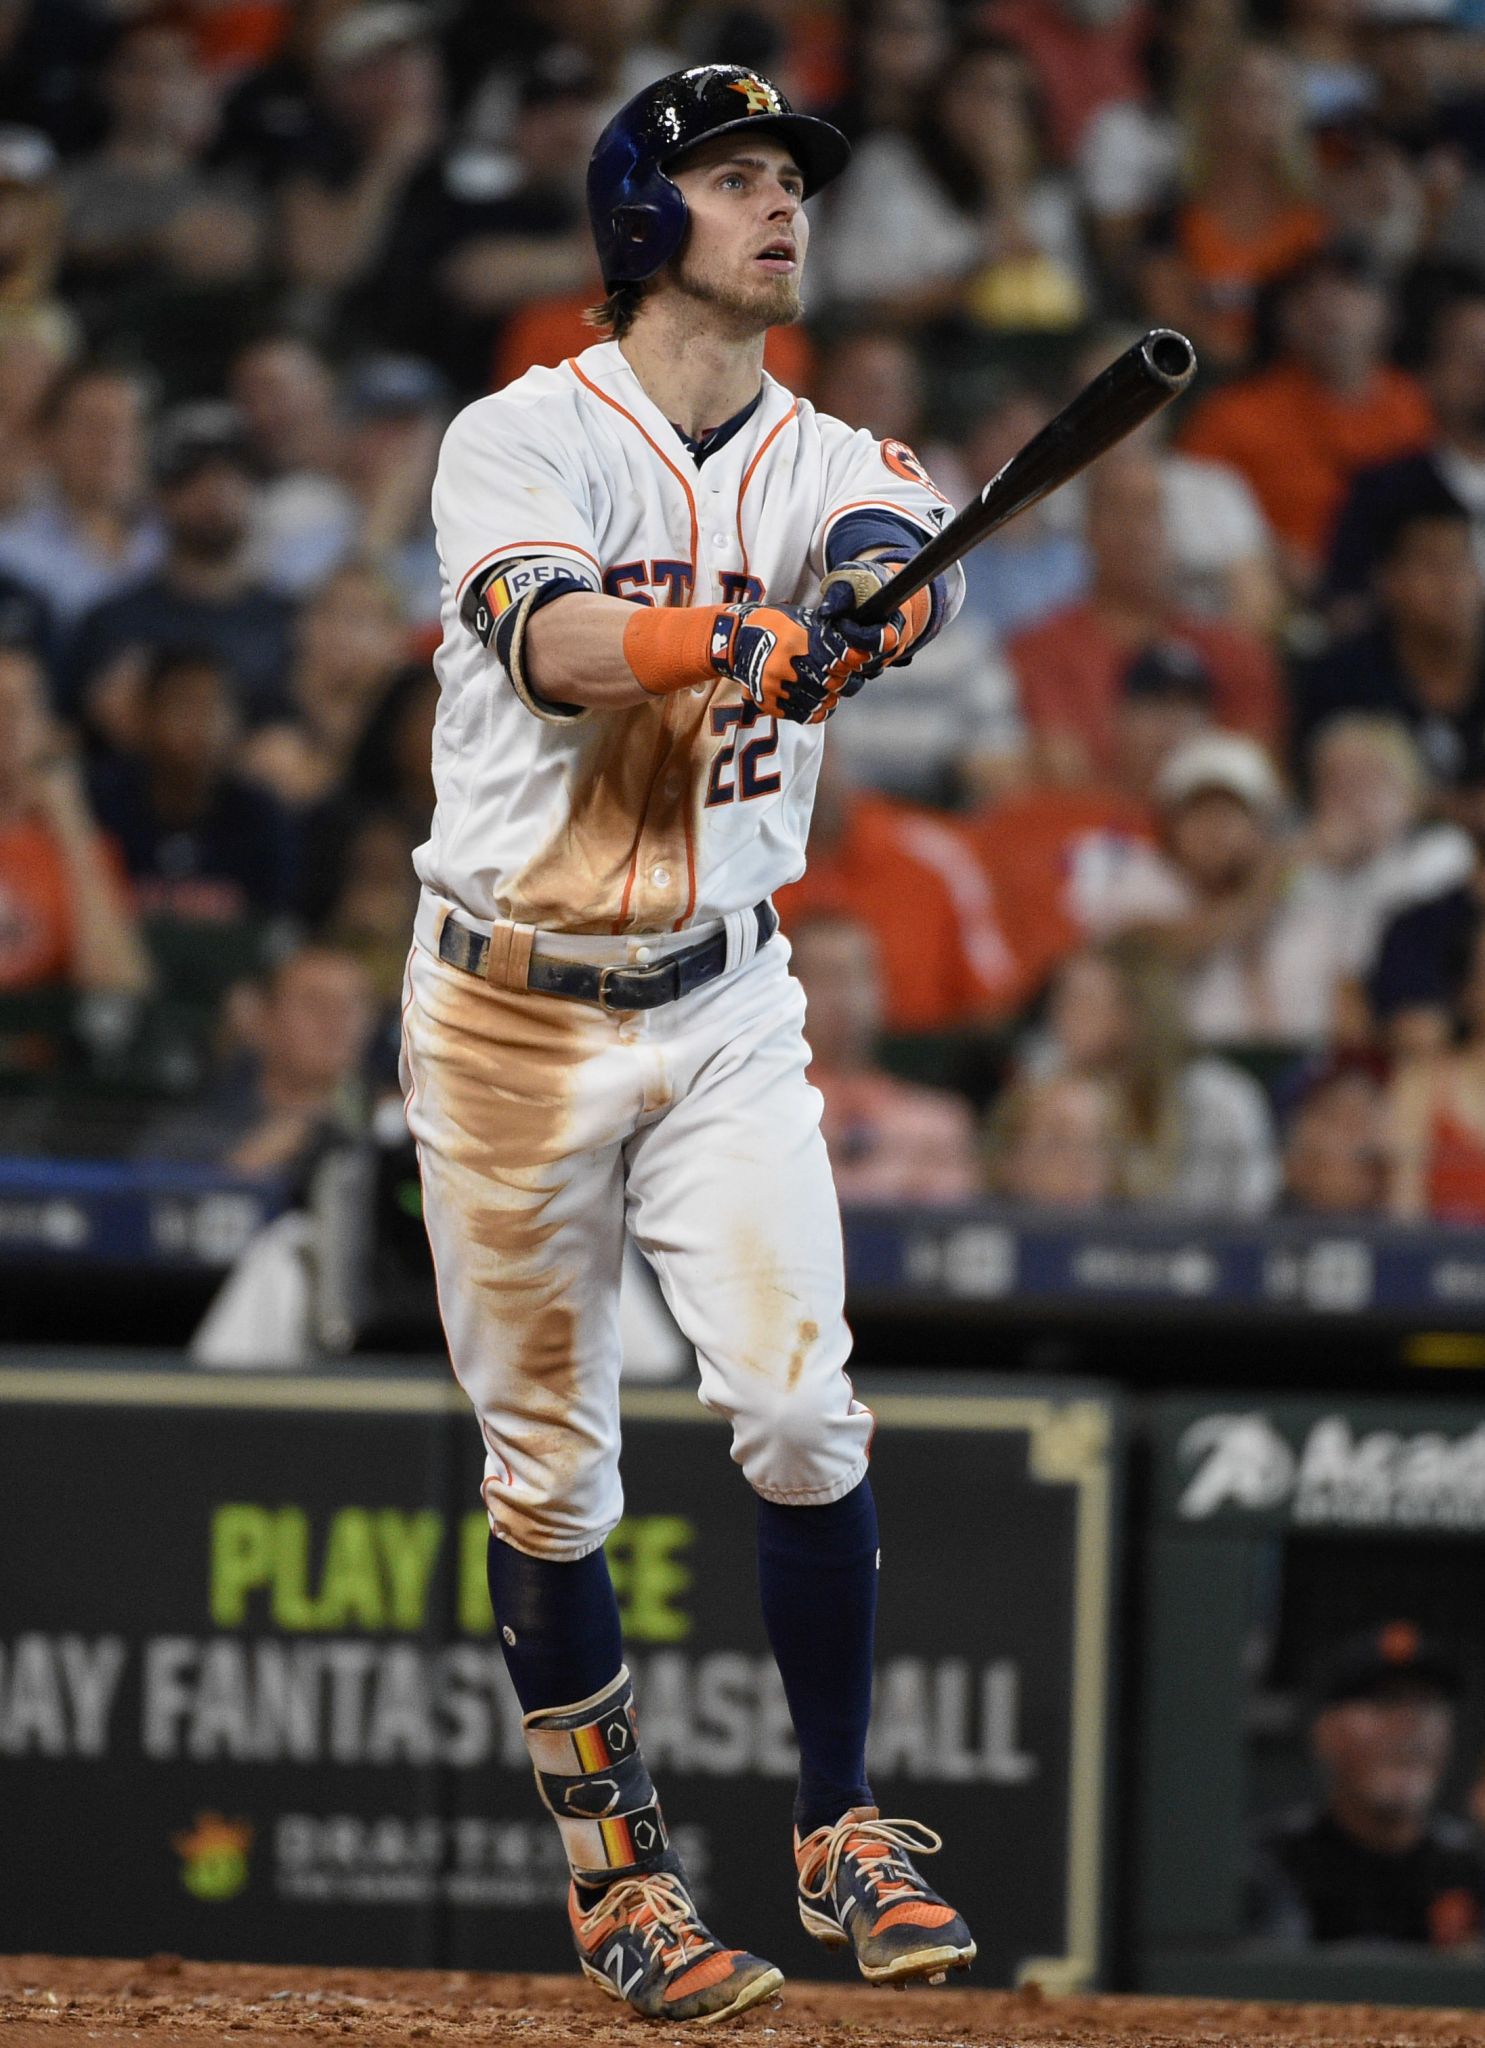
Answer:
[{"left": 587, "top": 65, "right": 850, "bottom": 292}]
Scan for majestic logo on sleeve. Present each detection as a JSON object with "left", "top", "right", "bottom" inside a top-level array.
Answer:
[
  {"left": 728, "top": 75, "right": 784, "bottom": 115},
  {"left": 880, "top": 439, "right": 945, "bottom": 496}
]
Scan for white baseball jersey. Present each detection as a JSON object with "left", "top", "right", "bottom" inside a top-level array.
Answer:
[{"left": 417, "top": 338, "right": 964, "bottom": 936}]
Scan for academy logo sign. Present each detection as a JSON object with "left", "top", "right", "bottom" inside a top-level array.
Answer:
[{"left": 1176, "top": 1411, "right": 1485, "bottom": 1528}]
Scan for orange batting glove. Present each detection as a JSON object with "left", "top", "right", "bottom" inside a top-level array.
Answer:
[{"left": 709, "top": 602, "right": 863, "bottom": 724}]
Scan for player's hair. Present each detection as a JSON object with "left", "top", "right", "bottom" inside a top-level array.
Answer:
[{"left": 585, "top": 282, "right": 647, "bottom": 340}]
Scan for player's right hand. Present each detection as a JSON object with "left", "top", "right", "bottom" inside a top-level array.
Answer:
[{"left": 709, "top": 602, "right": 863, "bottom": 725}]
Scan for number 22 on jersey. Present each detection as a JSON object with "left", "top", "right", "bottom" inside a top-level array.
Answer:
[{"left": 706, "top": 699, "right": 781, "bottom": 807}]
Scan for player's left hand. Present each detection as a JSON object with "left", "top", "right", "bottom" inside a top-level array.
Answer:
[
  {"left": 710, "top": 602, "right": 863, "bottom": 725},
  {"left": 817, "top": 558, "right": 932, "bottom": 679}
]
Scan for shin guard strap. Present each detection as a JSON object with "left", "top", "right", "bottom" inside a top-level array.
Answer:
[{"left": 553, "top": 1799, "right": 670, "bottom": 1884}]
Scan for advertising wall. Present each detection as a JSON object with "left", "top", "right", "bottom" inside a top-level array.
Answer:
[
  {"left": 0, "top": 1360, "right": 1118, "bottom": 1989},
  {"left": 1136, "top": 1392, "right": 1485, "bottom": 2005}
]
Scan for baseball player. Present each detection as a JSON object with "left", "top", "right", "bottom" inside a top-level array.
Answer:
[{"left": 401, "top": 64, "right": 976, "bottom": 2024}]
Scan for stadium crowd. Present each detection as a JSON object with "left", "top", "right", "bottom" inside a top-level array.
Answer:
[{"left": 7, "top": 0, "right": 1485, "bottom": 1224}]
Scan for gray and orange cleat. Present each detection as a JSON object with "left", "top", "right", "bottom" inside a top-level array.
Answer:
[
  {"left": 794, "top": 1808, "right": 977, "bottom": 1985},
  {"left": 569, "top": 1867, "right": 784, "bottom": 2025}
]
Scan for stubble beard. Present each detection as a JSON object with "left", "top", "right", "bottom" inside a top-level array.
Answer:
[{"left": 672, "top": 247, "right": 802, "bottom": 333}]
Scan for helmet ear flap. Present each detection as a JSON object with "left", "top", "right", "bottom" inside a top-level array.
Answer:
[{"left": 612, "top": 202, "right": 664, "bottom": 255}]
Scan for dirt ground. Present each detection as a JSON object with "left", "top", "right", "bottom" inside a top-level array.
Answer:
[{"left": 5, "top": 1956, "right": 1485, "bottom": 2048}]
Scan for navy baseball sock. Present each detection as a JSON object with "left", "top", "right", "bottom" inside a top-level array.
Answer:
[
  {"left": 756, "top": 1475, "right": 879, "bottom": 1838},
  {"left": 486, "top": 1534, "right": 624, "bottom": 1714}
]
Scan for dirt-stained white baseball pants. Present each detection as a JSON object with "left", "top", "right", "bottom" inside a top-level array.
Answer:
[{"left": 400, "top": 919, "right": 873, "bottom": 1560}]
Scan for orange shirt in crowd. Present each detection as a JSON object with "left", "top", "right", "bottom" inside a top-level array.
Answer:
[
  {"left": 1008, "top": 604, "right": 1284, "bottom": 783},
  {"left": 813, "top": 1065, "right": 984, "bottom": 1204},
  {"left": 0, "top": 819, "right": 77, "bottom": 989},
  {"left": 1168, "top": 200, "right": 1329, "bottom": 364},
  {"left": 773, "top": 790, "right": 1030, "bottom": 1031},
  {"left": 191, "top": 2, "right": 288, "bottom": 73},
  {"left": 1180, "top": 361, "right": 1433, "bottom": 567},
  {"left": 969, "top": 785, "right": 1157, "bottom": 989},
  {"left": 1425, "top": 1107, "right": 1485, "bottom": 1223},
  {"left": 495, "top": 293, "right": 816, "bottom": 397}
]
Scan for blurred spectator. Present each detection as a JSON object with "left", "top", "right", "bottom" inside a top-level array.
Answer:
[
  {"left": 232, "top": 331, "right": 357, "bottom": 595},
  {"left": 816, "top": 34, "right": 1088, "bottom": 330},
  {"left": 987, "top": 1070, "right": 1126, "bottom": 1208},
  {"left": 374, "top": 47, "right": 600, "bottom": 395},
  {"left": 0, "top": 0, "right": 113, "bottom": 156},
  {"left": 774, "top": 742, "right": 1029, "bottom": 1032},
  {"left": 59, "top": 18, "right": 261, "bottom": 305},
  {"left": 87, "top": 645, "right": 298, "bottom": 921},
  {"left": 1326, "top": 291, "right": 1485, "bottom": 618},
  {"left": 193, "top": 4, "right": 294, "bottom": 84},
  {"left": 0, "top": 642, "right": 148, "bottom": 995},
  {"left": 0, "top": 557, "right": 52, "bottom": 673},
  {"left": 1281, "top": 716, "right": 1474, "bottom": 1034},
  {"left": 277, "top": 4, "right": 444, "bottom": 306},
  {"left": 337, "top": 352, "right": 445, "bottom": 624},
  {"left": 0, "top": 124, "right": 65, "bottom": 324},
  {"left": 1179, "top": 247, "right": 1433, "bottom": 590},
  {"left": 0, "top": 301, "right": 79, "bottom": 519},
  {"left": 455, "top": 0, "right": 682, "bottom": 151},
  {"left": 1369, "top": 825, "right": 1485, "bottom": 1059},
  {"left": 1121, "top": 732, "right": 1307, "bottom": 1044},
  {"left": 241, "top": 559, "right": 407, "bottom": 808},
  {"left": 1294, "top": 492, "right": 1485, "bottom": 806},
  {"left": 1008, "top": 448, "right": 1282, "bottom": 784},
  {"left": 140, "top": 941, "right": 375, "bottom": 1178},
  {"left": 70, "top": 400, "right": 294, "bottom": 736},
  {"left": 1389, "top": 922, "right": 1485, "bottom": 1218},
  {"left": 968, "top": 642, "right": 1209, "bottom": 993},
  {"left": 980, "top": 0, "right": 1150, "bottom": 164},
  {"left": 1281, "top": 1062, "right": 1390, "bottom": 1213},
  {"left": 1350, "top": 0, "right": 1485, "bottom": 261},
  {"left": 1023, "top": 936, "right": 1279, "bottom": 1212},
  {"left": 1248, "top": 1623, "right": 1485, "bottom": 1947},
  {"left": 1077, "top": 0, "right": 1241, "bottom": 288},
  {"left": 1280, "top": 0, "right": 1373, "bottom": 124},
  {"left": 827, "top": 0, "right": 952, "bottom": 144},
  {"left": 1138, "top": 42, "right": 1328, "bottom": 371},
  {"left": 1134, "top": 728, "right": 1450, "bottom": 1043},
  {"left": 956, "top": 386, "right": 1088, "bottom": 641},
  {"left": 299, "top": 659, "right": 436, "bottom": 923},
  {"left": 811, "top": 325, "right": 926, "bottom": 445},
  {"left": 209, "top": 0, "right": 345, "bottom": 193},
  {"left": 320, "top": 809, "right": 419, "bottom": 1007},
  {"left": 0, "top": 363, "right": 161, "bottom": 631},
  {"left": 789, "top": 913, "right": 982, "bottom": 1203}
]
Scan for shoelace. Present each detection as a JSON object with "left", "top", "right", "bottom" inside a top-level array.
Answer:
[
  {"left": 798, "top": 1815, "right": 944, "bottom": 1909},
  {"left": 577, "top": 1870, "right": 710, "bottom": 1973}
]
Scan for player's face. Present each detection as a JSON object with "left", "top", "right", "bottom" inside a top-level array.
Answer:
[
  {"left": 1315, "top": 1688, "right": 1454, "bottom": 1829},
  {"left": 669, "top": 136, "right": 808, "bottom": 332}
]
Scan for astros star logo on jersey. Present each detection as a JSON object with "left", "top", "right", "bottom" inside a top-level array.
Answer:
[{"left": 728, "top": 75, "right": 784, "bottom": 116}]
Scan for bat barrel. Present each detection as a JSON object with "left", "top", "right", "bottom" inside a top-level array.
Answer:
[{"left": 1142, "top": 328, "right": 1197, "bottom": 391}]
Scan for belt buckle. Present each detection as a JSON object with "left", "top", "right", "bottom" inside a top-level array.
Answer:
[{"left": 598, "top": 966, "right": 643, "bottom": 1015}]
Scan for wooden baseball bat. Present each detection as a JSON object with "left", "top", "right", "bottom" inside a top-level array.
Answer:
[{"left": 849, "top": 329, "right": 1198, "bottom": 628}]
